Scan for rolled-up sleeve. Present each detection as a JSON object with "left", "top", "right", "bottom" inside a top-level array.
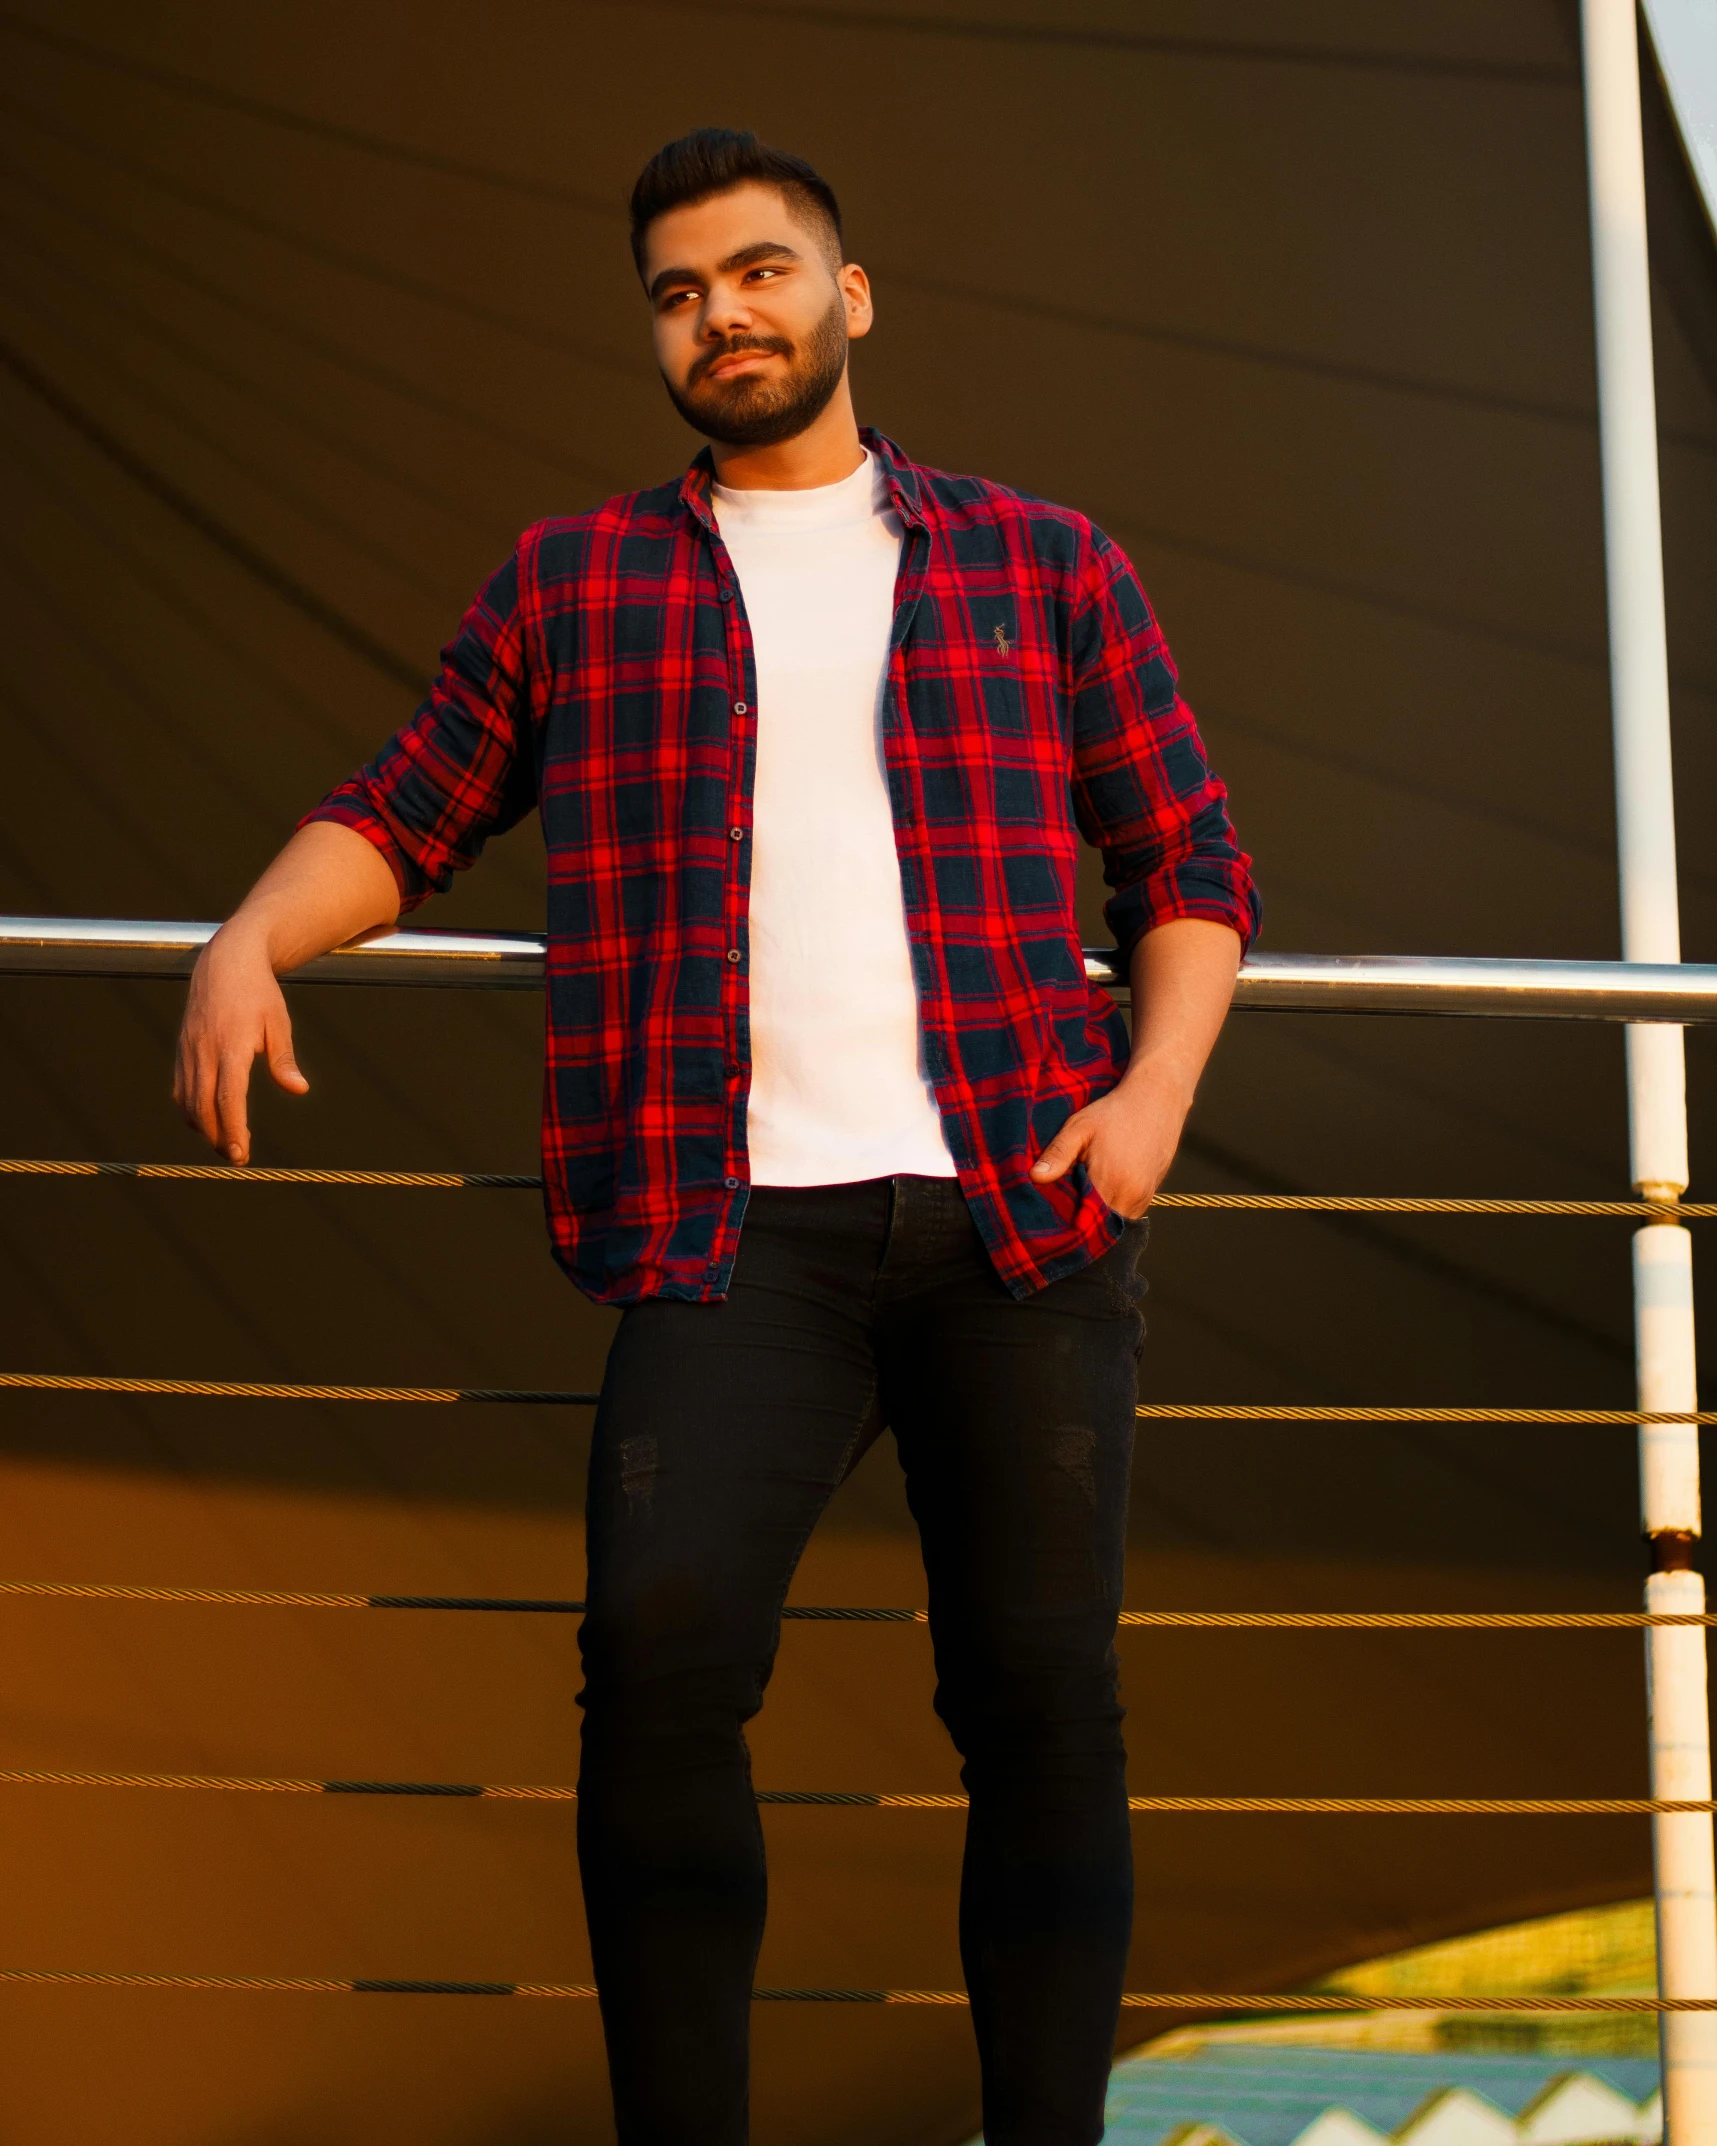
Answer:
[
  {"left": 1067, "top": 525, "right": 1260, "bottom": 958},
  {"left": 301, "top": 547, "right": 537, "bottom": 912}
]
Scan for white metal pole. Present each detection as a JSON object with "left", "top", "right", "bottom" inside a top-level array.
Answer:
[{"left": 1581, "top": 1, "right": 1716, "bottom": 2134}]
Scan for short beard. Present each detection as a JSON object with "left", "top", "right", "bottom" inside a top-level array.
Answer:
[{"left": 664, "top": 291, "right": 850, "bottom": 449}]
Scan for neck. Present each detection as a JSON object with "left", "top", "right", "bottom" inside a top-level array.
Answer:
[{"left": 707, "top": 377, "right": 865, "bottom": 490}]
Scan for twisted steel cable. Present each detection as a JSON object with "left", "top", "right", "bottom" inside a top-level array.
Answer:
[
  {"left": 1154, "top": 1193, "right": 1713, "bottom": 1217},
  {"left": 1134, "top": 1404, "right": 1717, "bottom": 1424},
  {"left": 1114, "top": 1608, "right": 1717, "bottom": 1627},
  {"left": 1109, "top": 1994, "right": 1717, "bottom": 2013},
  {"left": 0, "top": 1375, "right": 598, "bottom": 1403},
  {"left": 0, "top": 1582, "right": 1706, "bottom": 1627},
  {"left": 0, "top": 1375, "right": 1703, "bottom": 1421},
  {"left": 0, "top": 1160, "right": 540, "bottom": 1187},
  {"left": 0, "top": 1770, "right": 1696, "bottom": 1814},
  {"left": 0, "top": 1973, "right": 1695, "bottom": 2008},
  {"left": 0, "top": 1158, "right": 1706, "bottom": 1214}
]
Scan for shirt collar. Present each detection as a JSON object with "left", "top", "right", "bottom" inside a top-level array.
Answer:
[{"left": 677, "top": 427, "right": 926, "bottom": 535}]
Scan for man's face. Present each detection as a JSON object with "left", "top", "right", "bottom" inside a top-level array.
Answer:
[{"left": 641, "top": 181, "right": 871, "bottom": 448}]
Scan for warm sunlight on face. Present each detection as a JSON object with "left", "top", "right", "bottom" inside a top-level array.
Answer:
[{"left": 641, "top": 181, "right": 872, "bottom": 448}]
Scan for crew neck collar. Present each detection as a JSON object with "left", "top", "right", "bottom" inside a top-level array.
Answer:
[
  {"left": 681, "top": 428, "right": 926, "bottom": 534},
  {"left": 710, "top": 449, "right": 882, "bottom": 526}
]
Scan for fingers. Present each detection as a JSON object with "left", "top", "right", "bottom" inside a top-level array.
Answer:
[
  {"left": 172, "top": 962, "right": 307, "bottom": 1163},
  {"left": 173, "top": 1022, "right": 226, "bottom": 1156},
  {"left": 1086, "top": 1153, "right": 1156, "bottom": 1220},
  {"left": 1028, "top": 1108, "right": 1092, "bottom": 1185},
  {"left": 175, "top": 1048, "right": 235, "bottom": 1160},
  {"left": 1086, "top": 1135, "right": 1171, "bottom": 1222},
  {"left": 212, "top": 1049, "right": 253, "bottom": 1165},
  {"left": 264, "top": 1007, "right": 309, "bottom": 1097}
]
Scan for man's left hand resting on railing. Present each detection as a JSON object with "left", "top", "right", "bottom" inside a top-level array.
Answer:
[{"left": 172, "top": 822, "right": 400, "bottom": 1165}]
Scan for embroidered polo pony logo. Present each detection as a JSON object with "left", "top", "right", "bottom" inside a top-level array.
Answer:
[{"left": 992, "top": 624, "right": 1014, "bottom": 657}]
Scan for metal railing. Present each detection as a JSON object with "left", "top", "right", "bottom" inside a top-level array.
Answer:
[
  {"left": 2, "top": 916, "right": 1714, "bottom": 1021},
  {"left": 0, "top": 908, "right": 1710, "bottom": 2032}
]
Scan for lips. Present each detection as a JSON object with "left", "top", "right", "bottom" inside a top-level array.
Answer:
[{"left": 693, "top": 339, "right": 792, "bottom": 387}]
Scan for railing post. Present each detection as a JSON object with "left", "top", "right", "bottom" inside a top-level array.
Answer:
[{"left": 1580, "top": 0, "right": 1716, "bottom": 2133}]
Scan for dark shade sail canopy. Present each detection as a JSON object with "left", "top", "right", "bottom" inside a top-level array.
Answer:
[{"left": 0, "top": 3, "right": 1713, "bottom": 2141}]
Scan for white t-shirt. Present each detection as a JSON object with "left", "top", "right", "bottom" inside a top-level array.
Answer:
[{"left": 712, "top": 450, "right": 958, "bottom": 1186}]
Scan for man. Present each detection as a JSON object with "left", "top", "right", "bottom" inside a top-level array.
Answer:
[{"left": 174, "top": 128, "right": 1258, "bottom": 2146}]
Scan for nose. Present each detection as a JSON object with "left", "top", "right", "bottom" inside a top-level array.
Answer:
[{"left": 700, "top": 279, "right": 755, "bottom": 342}]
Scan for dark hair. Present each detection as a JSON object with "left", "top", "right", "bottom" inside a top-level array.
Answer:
[{"left": 629, "top": 128, "right": 844, "bottom": 276}]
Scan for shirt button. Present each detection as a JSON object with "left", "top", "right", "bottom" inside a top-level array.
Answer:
[
  {"left": 718, "top": 585, "right": 734, "bottom": 602},
  {"left": 724, "top": 1176, "right": 741, "bottom": 1190},
  {"left": 726, "top": 1063, "right": 742, "bottom": 1078},
  {"left": 725, "top": 948, "right": 742, "bottom": 963},
  {"left": 729, "top": 826, "right": 744, "bottom": 841},
  {"left": 733, "top": 700, "right": 748, "bottom": 715}
]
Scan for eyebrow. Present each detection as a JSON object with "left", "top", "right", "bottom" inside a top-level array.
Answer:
[{"left": 648, "top": 240, "right": 804, "bottom": 303}]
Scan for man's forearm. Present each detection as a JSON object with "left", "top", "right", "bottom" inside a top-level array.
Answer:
[
  {"left": 1118, "top": 918, "right": 1243, "bottom": 1104},
  {"left": 213, "top": 821, "right": 402, "bottom": 973}
]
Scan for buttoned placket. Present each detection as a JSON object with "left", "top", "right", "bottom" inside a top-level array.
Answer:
[
  {"left": 871, "top": 492, "right": 965, "bottom": 1169},
  {"left": 708, "top": 517, "right": 758, "bottom": 1251}
]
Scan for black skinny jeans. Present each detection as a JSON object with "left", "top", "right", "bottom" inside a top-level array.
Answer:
[{"left": 577, "top": 1175, "right": 1145, "bottom": 2146}]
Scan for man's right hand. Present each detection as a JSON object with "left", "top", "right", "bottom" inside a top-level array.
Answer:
[
  {"left": 170, "top": 821, "right": 403, "bottom": 1164},
  {"left": 174, "top": 928, "right": 310, "bottom": 1165}
]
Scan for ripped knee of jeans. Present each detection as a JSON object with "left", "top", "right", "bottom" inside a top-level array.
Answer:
[
  {"left": 617, "top": 1432, "right": 658, "bottom": 1518},
  {"left": 1049, "top": 1421, "right": 1099, "bottom": 1507}
]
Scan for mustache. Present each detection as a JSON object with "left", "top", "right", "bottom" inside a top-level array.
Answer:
[{"left": 688, "top": 334, "right": 794, "bottom": 387}]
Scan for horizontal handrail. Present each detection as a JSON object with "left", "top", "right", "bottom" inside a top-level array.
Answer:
[
  {"left": 0, "top": 918, "right": 1712, "bottom": 1020},
  {"left": 1214, "top": 951, "right": 1717, "bottom": 1022},
  {"left": 0, "top": 917, "right": 547, "bottom": 989}
]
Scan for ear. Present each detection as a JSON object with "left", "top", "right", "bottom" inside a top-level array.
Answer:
[{"left": 839, "top": 261, "right": 874, "bottom": 341}]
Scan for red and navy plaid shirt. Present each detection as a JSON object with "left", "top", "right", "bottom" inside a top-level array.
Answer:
[{"left": 306, "top": 429, "right": 1259, "bottom": 1304}]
